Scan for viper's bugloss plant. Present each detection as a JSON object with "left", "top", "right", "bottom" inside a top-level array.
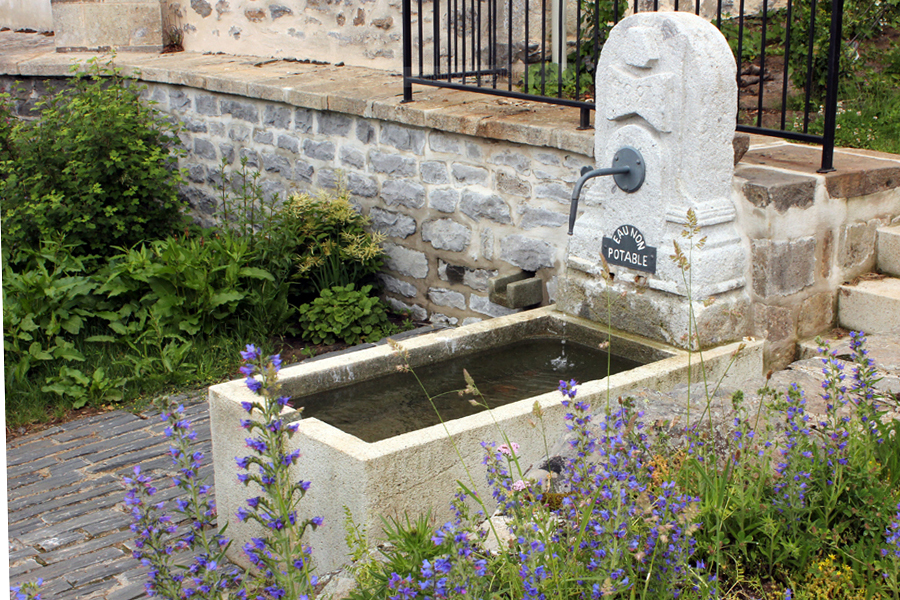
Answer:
[
  {"left": 10, "top": 579, "right": 43, "bottom": 600},
  {"left": 380, "top": 380, "right": 710, "bottom": 600},
  {"left": 124, "top": 404, "right": 242, "bottom": 598},
  {"left": 235, "top": 344, "right": 321, "bottom": 600},
  {"left": 117, "top": 345, "right": 322, "bottom": 600}
]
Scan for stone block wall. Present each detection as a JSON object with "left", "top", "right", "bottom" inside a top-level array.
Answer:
[
  {"left": 735, "top": 149, "right": 900, "bottom": 368},
  {"left": 139, "top": 82, "right": 591, "bottom": 326},
  {"left": 172, "top": 0, "right": 411, "bottom": 70}
]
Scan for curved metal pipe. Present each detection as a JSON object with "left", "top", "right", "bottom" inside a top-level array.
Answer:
[{"left": 568, "top": 166, "right": 630, "bottom": 235}]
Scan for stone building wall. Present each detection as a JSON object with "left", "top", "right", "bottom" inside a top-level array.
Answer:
[
  {"left": 172, "top": 0, "right": 412, "bottom": 70},
  {"left": 0, "top": 0, "right": 53, "bottom": 31},
  {"left": 147, "top": 82, "right": 590, "bottom": 325}
]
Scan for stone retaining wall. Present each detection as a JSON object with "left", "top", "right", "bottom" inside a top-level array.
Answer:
[
  {"left": 735, "top": 148, "right": 900, "bottom": 367},
  {"left": 5, "top": 51, "right": 900, "bottom": 368}
]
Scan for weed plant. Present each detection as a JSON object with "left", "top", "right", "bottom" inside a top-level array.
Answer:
[{"left": 120, "top": 346, "right": 320, "bottom": 600}]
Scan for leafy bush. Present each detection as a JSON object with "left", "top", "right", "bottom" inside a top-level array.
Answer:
[
  {"left": 785, "top": 0, "right": 900, "bottom": 98},
  {"left": 679, "top": 332, "right": 900, "bottom": 591},
  {"left": 347, "top": 512, "right": 448, "bottom": 600},
  {"left": 2, "top": 239, "right": 98, "bottom": 382},
  {"left": 96, "top": 233, "right": 276, "bottom": 338},
  {"left": 297, "top": 283, "right": 392, "bottom": 345},
  {"left": 281, "top": 188, "right": 385, "bottom": 295},
  {"left": 0, "top": 57, "right": 186, "bottom": 258}
]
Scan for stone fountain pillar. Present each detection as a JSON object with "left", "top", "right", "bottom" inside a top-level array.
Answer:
[{"left": 557, "top": 11, "right": 751, "bottom": 349}]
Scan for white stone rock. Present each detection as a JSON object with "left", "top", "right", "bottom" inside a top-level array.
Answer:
[
  {"left": 561, "top": 12, "right": 749, "bottom": 347},
  {"left": 421, "top": 219, "right": 472, "bottom": 252},
  {"left": 383, "top": 242, "right": 429, "bottom": 279}
]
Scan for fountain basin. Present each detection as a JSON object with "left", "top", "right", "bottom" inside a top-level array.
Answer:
[{"left": 208, "top": 306, "right": 762, "bottom": 573}]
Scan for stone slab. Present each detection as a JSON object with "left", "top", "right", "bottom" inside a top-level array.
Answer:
[
  {"left": 877, "top": 225, "right": 900, "bottom": 277},
  {"left": 743, "top": 144, "right": 900, "bottom": 199},
  {"left": 838, "top": 278, "right": 900, "bottom": 334}
]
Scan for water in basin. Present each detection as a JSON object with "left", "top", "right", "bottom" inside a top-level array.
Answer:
[{"left": 290, "top": 337, "right": 642, "bottom": 442}]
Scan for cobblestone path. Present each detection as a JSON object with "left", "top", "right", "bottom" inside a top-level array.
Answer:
[{"left": 7, "top": 393, "right": 214, "bottom": 600}]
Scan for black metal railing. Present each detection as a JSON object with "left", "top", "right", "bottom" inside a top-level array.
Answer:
[{"left": 401, "top": 0, "right": 845, "bottom": 171}]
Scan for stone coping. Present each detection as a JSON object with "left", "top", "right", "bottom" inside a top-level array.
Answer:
[
  {"left": 0, "top": 29, "right": 595, "bottom": 156},
  {"left": 3, "top": 29, "right": 900, "bottom": 197}
]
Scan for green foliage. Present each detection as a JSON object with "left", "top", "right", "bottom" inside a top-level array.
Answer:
[
  {"left": 297, "top": 284, "right": 392, "bottom": 346},
  {"left": 0, "top": 56, "right": 186, "bottom": 258},
  {"left": 283, "top": 188, "right": 385, "bottom": 295},
  {"left": 796, "top": 52, "right": 900, "bottom": 154},
  {"left": 785, "top": 0, "right": 900, "bottom": 98},
  {"left": 347, "top": 511, "right": 447, "bottom": 600},
  {"left": 42, "top": 365, "right": 126, "bottom": 409},
  {"left": 2, "top": 239, "right": 96, "bottom": 381},
  {"left": 678, "top": 339, "right": 900, "bottom": 592},
  {"left": 213, "top": 156, "right": 298, "bottom": 335},
  {"left": 524, "top": 62, "right": 594, "bottom": 100},
  {"left": 97, "top": 233, "right": 275, "bottom": 338}
]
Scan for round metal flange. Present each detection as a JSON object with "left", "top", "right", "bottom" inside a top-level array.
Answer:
[{"left": 612, "top": 146, "right": 645, "bottom": 193}]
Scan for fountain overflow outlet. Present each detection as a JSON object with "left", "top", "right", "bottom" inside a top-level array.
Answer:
[{"left": 568, "top": 146, "right": 645, "bottom": 235}]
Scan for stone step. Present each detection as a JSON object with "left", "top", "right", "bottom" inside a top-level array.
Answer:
[
  {"left": 877, "top": 224, "right": 900, "bottom": 277},
  {"left": 838, "top": 277, "right": 900, "bottom": 335}
]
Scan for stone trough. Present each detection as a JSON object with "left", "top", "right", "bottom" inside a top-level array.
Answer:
[{"left": 209, "top": 306, "right": 762, "bottom": 573}]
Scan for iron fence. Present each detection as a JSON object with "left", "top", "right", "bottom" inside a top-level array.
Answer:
[{"left": 401, "top": 0, "right": 845, "bottom": 171}]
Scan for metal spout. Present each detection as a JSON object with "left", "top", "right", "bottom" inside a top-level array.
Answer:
[
  {"left": 568, "top": 166, "right": 630, "bottom": 235},
  {"left": 567, "top": 146, "right": 646, "bottom": 235}
]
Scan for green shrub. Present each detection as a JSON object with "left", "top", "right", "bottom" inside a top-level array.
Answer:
[
  {"left": 786, "top": 0, "right": 900, "bottom": 99},
  {"left": 297, "top": 284, "right": 392, "bottom": 345},
  {"left": 282, "top": 188, "right": 385, "bottom": 295},
  {"left": 2, "top": 239, "right": 98, "bottom": 382},
  {"left": 0, "top": 57, "right": 186, "bottom": 258},
  {"left": 96, "top": 233, "right": 276, "bottom": 338}
]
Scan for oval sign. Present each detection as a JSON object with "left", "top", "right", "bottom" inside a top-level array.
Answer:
[{"left": 601, "top": 224, "right": 657, "bottom": 274}]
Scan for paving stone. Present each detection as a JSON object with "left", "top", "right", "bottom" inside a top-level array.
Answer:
[
  {"left": 12, "top": 467, "right": 85, "bottom": 498},
  {"left": 81, "top": 435, "right": 168, "bottom": 465},
  {"left": 42, "top": 491, "right": 123, "bottom": 524},
  {"left": 9, "top": 558, "right": 42, "bottom": 577},
  {"left": 51, "top": 413, "right": 134, "bottom": 442},
  {"left": 7, "top": 471, "right": 45, "bottom": 490},
  {"left": 19, "top": 546, "right": 125, "bottom": 589},
  {"left": 10, "top": 575, "right": 71, "bottom": 599},
  {"left": 106, "top": 579, "right": 149, "bottom": 600},
  {"left": 55, "top": 419, "right": 162, "bottom": 459},
  {"left": 57, "top": 579, "right": 110, "bottom": 599},
  {"left": 10, "top": 475, "right": 117, "bottom": 512},
  {"left": 86, "top": 441, "right": 177, "bottom": 474},
  {"left": 67, "top": 555, "right": 135, "bottom": 588},
  {"left": 11, "top": 482, "right": 122, "bottom": 521},
  {"left": 6, "top": 437, "right": 56, "bottom": 464},
  {"left": 9, "top": 546, "right": 39, "bottom": 562},
  {"left": 17, "top": 525, "right": 87, "bottom": 551},
  {"left": 8, "top": 515, "right": 46, "bottom": 538},
  {"left": 40, "top": 529, "right": 134, "bottom": 565},
  {"left": 7, "top": 425, "right": 65, "bottom": 447},
  {"left": 8, "top": 433, "right": 106, "bottom": 466},
  {"left": 8, "top": 455, "right": 58, "bottom": 478}
]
